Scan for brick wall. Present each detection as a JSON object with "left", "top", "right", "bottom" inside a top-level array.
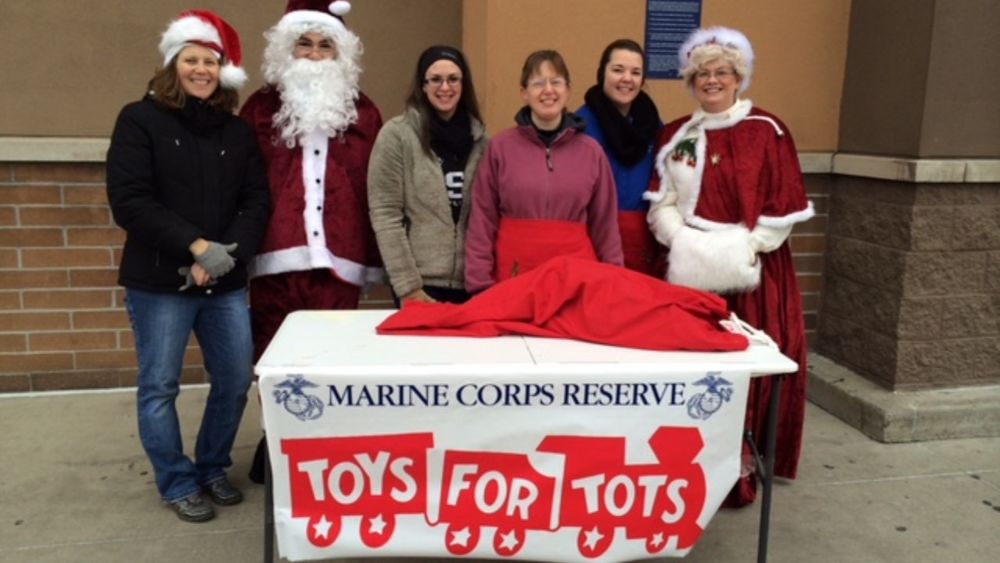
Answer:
[
  {"left": 0, "top": 161, "right": 829, "bottom": 393},
  {"left": 0, "top": 163, "right": 129, "bottom": 392},
  {"left": 795, "top": 175, "right": 832, "bottom": 348}
]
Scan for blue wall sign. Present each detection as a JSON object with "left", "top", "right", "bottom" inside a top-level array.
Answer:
[{"left": 644, "top": 0, "right": 703, "bottom": 79}]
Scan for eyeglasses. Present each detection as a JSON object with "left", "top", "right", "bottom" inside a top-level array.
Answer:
[
  {"left": 425, "top": 75, "right": 462, "bottom": 88},
  {"left": 527, "top": 77, "right": 567, "bottom": 90},
  {"left": 694, "top": 68, "right": 737, "bottom": 81},
  {"left": 293, "top": 39, "right": 336, "bottom": 56}
]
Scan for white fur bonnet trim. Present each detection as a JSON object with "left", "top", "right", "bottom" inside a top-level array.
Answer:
[{"left": 679, "top": 26, "right": 755, "bottom": 93}]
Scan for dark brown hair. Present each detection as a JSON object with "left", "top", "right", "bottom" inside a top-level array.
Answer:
[
  {"left": 146, "top": 54, "right": 239, "bottom": 113},
  {"left": 405, "top": 45, "right": 483, "bottom": 157},
  {"left": 596, "top": 39, "right": 645, "bottom": 86},
  {"left": 519, "top": 50, "right": 570, "bottom": 88}
]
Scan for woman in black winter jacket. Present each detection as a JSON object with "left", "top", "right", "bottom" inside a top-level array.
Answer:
[{"left": 105, "top": 10, "right": 269, "bottom": 524}]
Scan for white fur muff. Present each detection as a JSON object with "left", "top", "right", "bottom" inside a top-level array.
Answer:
[{"left": 666, "top": 224, "right": 760, "bottom": 293}]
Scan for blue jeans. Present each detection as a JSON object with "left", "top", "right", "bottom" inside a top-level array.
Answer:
[{"left": 125, "top": 288, "right": 252, "bottom": 503}]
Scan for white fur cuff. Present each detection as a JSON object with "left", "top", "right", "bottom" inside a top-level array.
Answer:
[
  {"left": 648, "top": 205, "right": 686, "bottom": 247},
  {"left": 667, "top": 226, "right": 761, "bottom": 293}
]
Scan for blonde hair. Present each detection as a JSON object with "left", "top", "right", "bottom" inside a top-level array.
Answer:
[{"left": 681, "top": 43, "right": 748, "bottom": 90}]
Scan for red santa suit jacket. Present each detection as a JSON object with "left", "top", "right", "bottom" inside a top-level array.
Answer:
[{"left": 239, "top": 87, "right": 383, "bottom": 286}]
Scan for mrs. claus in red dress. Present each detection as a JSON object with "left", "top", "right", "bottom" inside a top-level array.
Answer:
[{"left": 646, "top": 26, "right": 814, "bottom": 506}]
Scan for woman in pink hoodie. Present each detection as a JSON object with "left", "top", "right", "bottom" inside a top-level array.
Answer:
[{"left": 464, "top": 50, "right": 623, "bottom": 293}]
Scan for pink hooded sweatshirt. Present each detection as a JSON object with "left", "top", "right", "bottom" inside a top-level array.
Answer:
[{"left": 464, "top": 111, "right": 624, "bottom": 293}]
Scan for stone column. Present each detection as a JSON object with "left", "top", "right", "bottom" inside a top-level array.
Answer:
[{"left": 810, "top": 0, "right": 1000, "bottom": 440}]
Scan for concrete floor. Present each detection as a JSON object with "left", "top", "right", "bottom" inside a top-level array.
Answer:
[{"left": 1, "top": 387, "right": 997, "bottom": 563}]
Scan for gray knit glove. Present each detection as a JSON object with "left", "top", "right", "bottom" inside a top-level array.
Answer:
[
  {"left": 193, "top": 242, "right": 238, "bottom": 279},
  {"left": 177, "top": 266, "right": 218, "bottom": 291},
  {"left": 178, "top": 266, "right": 195, "bottom": 291}
]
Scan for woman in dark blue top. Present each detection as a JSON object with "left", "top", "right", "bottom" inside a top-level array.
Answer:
[{"left": 577, "top": 39, "right": 663, "bottom": 275}]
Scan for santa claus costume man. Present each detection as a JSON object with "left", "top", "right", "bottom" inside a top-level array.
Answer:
[{"left": 240, "top": 0, "right": 383, "bottom": 359}]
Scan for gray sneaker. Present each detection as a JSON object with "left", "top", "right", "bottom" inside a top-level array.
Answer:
[
  {"left": 170, "top": 493, "right": 215, "bottom": 522},
  {"left": 203, "top": 477, "right": 243, "bottom": 506}
]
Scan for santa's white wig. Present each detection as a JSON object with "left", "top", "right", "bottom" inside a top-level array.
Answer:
[
  {"left": 262, "top": 19, "right": 363, "bottom": 146},
  {"left": 262, "top": 19, "right": 362, "bottom": 85}
]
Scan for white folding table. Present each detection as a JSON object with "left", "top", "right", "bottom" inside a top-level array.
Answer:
[{"left": 255, "top": 310, "right": 797, "bottom": 563}]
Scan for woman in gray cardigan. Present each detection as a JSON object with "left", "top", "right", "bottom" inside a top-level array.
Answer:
[{"left": 368, "top": 46, "right": 487, "bottom": 304}]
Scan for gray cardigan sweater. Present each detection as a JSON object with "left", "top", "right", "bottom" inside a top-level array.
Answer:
[{"left": 367, "top": 108, "right": 487, "bottom": 297}]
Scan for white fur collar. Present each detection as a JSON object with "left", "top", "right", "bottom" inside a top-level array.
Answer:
[
  {"left": 693, "top": 98, "right": 753, "bottom": 130},
  {"left": 646, "top": 99, "right": 754, "bottom": 204}
]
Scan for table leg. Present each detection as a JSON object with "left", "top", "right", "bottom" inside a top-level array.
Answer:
[
  {"left": 264, "top": 438, "right": 274, "bottom": 563},
  {"left": 744, "top": 430, "right": 764, "bottom": 476},
  {"left": 756, "top": 374, "right": 783, "bottom": 563}
]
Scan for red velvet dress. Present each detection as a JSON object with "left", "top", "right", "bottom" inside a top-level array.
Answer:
[{"left": 647, "top": 101, "right": 813, "bottom": 506}]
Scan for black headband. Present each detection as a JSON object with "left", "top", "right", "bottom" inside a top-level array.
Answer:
[{"left": 417, "top": 47, "right": 467, "bottom": 80}]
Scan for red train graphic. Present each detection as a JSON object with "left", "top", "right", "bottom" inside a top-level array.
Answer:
[
  {"left": 538, "top": 427, "right": 707, "bottom": 557},
  {"left": 425, "top": 449, "right": 564, "bottom": 556},
  {"left": 279, "top": 432, "right": 435, "bottom": 548},
  {"left": 278, "top": 426, "right": 706, "bottom": 557}
]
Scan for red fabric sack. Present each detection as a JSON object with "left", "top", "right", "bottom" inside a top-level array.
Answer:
[{"left": 377, "top": 256, "right": 747, "bottom": 352}]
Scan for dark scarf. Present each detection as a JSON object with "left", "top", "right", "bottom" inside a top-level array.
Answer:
[
  {"left": 429, "top": 109, "right": 473, "bottom": 167},
  {"left": 583, "top": 85, "right": 660, "bottom": 166},
  {"left": 429, "top": 110, "right": 473, "bottom": 224}
]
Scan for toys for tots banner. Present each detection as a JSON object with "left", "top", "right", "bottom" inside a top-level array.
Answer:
[{"left": 260, "top": 369, "right": 750, "bottom": 562}]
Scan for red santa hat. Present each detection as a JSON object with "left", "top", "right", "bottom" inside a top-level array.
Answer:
[
  {"left": 678, "top": 26, "right": 754, "bottom": 93},
  {"left": 159, "top": 10, "right": 248, "bottom": 89},
  {"left": 277, "top": 1, "right": 353, "bottom": 34}
]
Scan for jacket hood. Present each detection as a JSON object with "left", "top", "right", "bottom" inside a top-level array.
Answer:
[{"left": 513, "top": 106, "right": 586, "bottom": 133}]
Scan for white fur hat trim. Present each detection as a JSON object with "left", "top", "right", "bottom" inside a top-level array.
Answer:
[{"left": 679, "top": 26, "right": 755, "bottom": 93}]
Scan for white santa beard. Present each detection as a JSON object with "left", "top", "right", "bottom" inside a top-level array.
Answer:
[{"left": 272, "top": 58, "right": 360, "bottom": 147}]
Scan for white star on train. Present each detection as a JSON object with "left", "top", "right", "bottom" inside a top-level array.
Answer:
[
  {"left": 582, "top": 526, "right": 605, "bottom": 550},
  {"left": 498, "top": 530, "right": 520, "bottom": 551},
  {"left": 650, "top": 532, "right": 665, "bottom": 548},
  {"left": 312, "top": 515, "right": 332, "bottom": 539},
  {"left": 368, "top": 513, "right": 387, "bottom": 535},
  {"left": 449, "top": 526, "right": 471, "bottom": 547}
]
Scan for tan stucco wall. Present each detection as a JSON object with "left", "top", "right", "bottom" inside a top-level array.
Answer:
[
  {"left": 463, "top": 0, "right": 850, "bottom": 151},
  {"left": 839, "top": 0, "right": 1000, "bottom": 158},
  {"left": 0, "top": 0, "right": 461, "bottom": 137},
  {"left": 1, "top": 0, "right": 851, "bottom": 151}
]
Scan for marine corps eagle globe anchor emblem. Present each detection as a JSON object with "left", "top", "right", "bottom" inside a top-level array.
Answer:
[
  {"left": 274, "top": 375, "right": 325, "bottom": 421},
  {"left": 686, "top": 372, "right": 734, "bottom": 420}
]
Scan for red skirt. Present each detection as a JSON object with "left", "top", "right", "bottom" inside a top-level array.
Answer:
[{"left": 494, "top": 218, "right": 596, "bottom": 282}]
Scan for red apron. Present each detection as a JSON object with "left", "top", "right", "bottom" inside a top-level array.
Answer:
[
  {"left": 618, "top": 210, "right": 663, "bottom": 277},
  {"left": 494, "top": 218, "right": 597, "bottom": 282}
]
